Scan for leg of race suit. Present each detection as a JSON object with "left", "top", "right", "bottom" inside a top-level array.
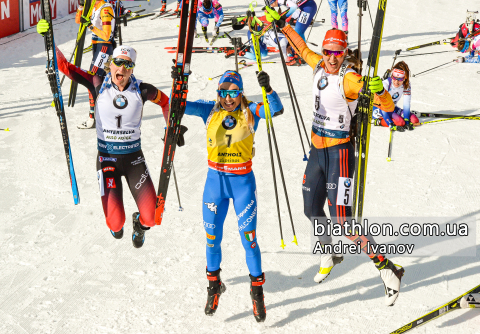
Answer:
[
  {"left": 97, "top": 152, "right": 125, "bottom": 232},
  {"left": 391, "top": 112, "right": 405, "bottom": 127},
  {"left": 232, "top": 172, "right": 262, "bottom": 277},
  {"left": 123, "top": 150, "right": 157, "bottom": 228},
  {"left": 203, "top": 170, "right": 230, "bottom": 272},
  {"left": 338, "top": 0, "right": 348, "bottom": 32},
  {"left": 294, "top": 1, "right": 317, "bottom": 40},
  {"left": 327, "top": 0, "right": 339, "bottom": 29}
]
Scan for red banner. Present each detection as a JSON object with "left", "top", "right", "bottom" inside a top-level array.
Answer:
[
  {"left": 68, "top": 0, "right": 77, "bottom": 14},
  {"left": 0, "top": 0, "right": 20, "bottom": 38},
  {"left": 29, "top": 0, "right": 57, "bottom": 27}
]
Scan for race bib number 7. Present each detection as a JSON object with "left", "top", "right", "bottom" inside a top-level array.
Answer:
[{"left": 336, "top": 177, "right": 353, "bottom": 206}]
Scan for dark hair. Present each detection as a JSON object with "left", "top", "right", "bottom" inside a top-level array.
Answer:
[
  {"left": 457, "top": 39, "right": 466, "bottom": 52},
  {"left": 345, "top": 49, "right": 362, "bottom": 74},
  {"left": 203, "top": 0, "right": 212, "bottom": 8},
  {"left": 392, "top": 61, "right": 410, "bottom": 89}
]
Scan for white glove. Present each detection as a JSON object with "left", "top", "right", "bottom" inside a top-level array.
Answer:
[
  {"left": 130, "top": 12, "right": 139, "bottom": 17},
  {"left": 456, "top": 56, "right": 465, "bottom": 63}
]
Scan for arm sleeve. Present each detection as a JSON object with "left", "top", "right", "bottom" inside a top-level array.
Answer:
[
  {"left": 464, "top": 54, "right": 480, "bottom": 63},
  {"left": 281, "top": 24, "right": 322, "bottom": 69},
  {"left": 75, "top": 7, "right": 83, "bottom": 24},
  {"left": 214, "top": 3, "right": 224, "bottom": 26},
  {"left": 184, "top": 100, "right": 216, "bottom": 124},
  {"left": 247, "top": 91, "right": 284, "bottom": 119},
  {"left": 55, "top": 46, "right": 97, "bottom": 98},
  {"left": 91, "top": 6, "right": 114, "bottom": 41},
  {"left": 344, "top": 72, "right": 395, "bottom": 112},
  {"left": 139, "top": 83, "right": 170, "bottom": 122}
]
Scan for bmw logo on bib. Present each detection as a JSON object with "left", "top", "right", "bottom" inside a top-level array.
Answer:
[
  {"left": 392, "top": 92, "right": 399, "bottom": 99},
  {"left": 222, "top": 115, "right": 237, "bottom": 130},
  {"left": 113, "top": 94, "right": 128, "bottom": 109},
  {"left": 344, "top": 178, "right": 351, "bottom": 187},
  {"left": 318, "top": 75, "right": 328, "bottom": 90}
]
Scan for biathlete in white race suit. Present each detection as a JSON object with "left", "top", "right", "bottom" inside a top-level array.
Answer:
[
  {"left": 178, "top": 68, "right": 283, "bottom": 322},
  {"left": 372, "top": 61, "right": 419, "bottom": 131},
  {"left": 37, "top": 20, "right": 176, "bottom": 249},
  {"left": 456, "top": 32, "right": 480, "bottom": 63},
  {"left": 195, "top": 0, "right": 224, "bottom": 40},
  {"left": 76, "top": 0, "right": 116, "bottom": 129},
  {"left": 276, "top": 15, "right": 405, "bottom": 306}
]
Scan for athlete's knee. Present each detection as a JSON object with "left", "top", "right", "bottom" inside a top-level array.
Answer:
[
  {"left": 105, "top": 212, "right": 126, "bottom": 232},
  {"left": 410, "top": 114, "right": 419, "bottom": 123},
  {"left": 139, "top": 211, "right": 155, "bottom": 227}
]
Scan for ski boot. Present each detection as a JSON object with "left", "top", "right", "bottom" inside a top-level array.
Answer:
[
  {"left": 390, "top": 124, "right": 405, "bottom": 132},
  {"left": 286, "top": 54, "right": 305, "bottom": 66},
  {"left": 373, "top": 118, "right": 382, "bottom": 126},
  {"left": 160, "top": 2, "right": 166, "bottom": 13},
  {"left": 375, "top": 257, "right": 404, "bottom": 306},
  {"left": 202, "top": 26, "right": 209, "bottom": 43},
  {"left": 78, "top": 112, "right": 95, "bottom": 129},
  {"left": 404, "top": 120, "right": 414, "bottom": 131},
  {"left": 195, "top": 29, "right": 199, "bottom": 38},
  {"left": 205, "top": 268, "right": 226, "bottom": 316},
  {"left": 132, "top": 212, "right": 150, "bottom": 248},
  {"left": 110, "top": 227, "right": 124, "bottom": 239},
  {"left": 250, "top": 273, "right": 266, "bottom": 322},
  {"left": 314, "top": 247, "right": 344, "bottom": 283}
]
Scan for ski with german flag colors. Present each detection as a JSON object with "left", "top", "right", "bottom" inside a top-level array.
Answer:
[{"left": 154, "top": 0, "right": 198, "bottom": 225}]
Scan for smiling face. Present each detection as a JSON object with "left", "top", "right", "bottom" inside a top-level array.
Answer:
[
  {"left": 110, "top": 55, "right": 134, "bottom": 90},
  {"left": 218, "top": 82, "right": 242, "bottom": 112},
  {"left": 322, "top": 44, "right": 347, "bottom": 74},
  {"left": 392, "top": 79, "right": 402, "bottom": 88}
]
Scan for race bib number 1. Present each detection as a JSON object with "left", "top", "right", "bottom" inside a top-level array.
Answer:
[{"left": 336, "top": 177, "right": 353, "bottom": 206}]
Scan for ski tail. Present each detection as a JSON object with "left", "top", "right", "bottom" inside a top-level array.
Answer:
[
  {"left": 353, "top": 0, "right": 388, "bottom": 219},
  {"left": 154, "top": 0, "right": 198, "bottom": 225},
  {"left": 389, "top": 284, "right": 480, "bottom": 333},
  {"left": 41, "top": 0, "right": 80, "bottom": 205}
]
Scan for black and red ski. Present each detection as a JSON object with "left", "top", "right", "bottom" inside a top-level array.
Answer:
[{"left": 154, "top": 0, "right": 198, "bottom": 225}]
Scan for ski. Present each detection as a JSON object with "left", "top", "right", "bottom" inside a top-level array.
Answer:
[
  {"left": 405, "top": 38, "right": 453, "bottom": 51},
  {"left": 40, "top": 0, "right": 80, "bottom": 205},
  {"left": 209, "top": 34, "right": 220, "bottom": 46},
  {"left": 390, "top": 284, "right": 480, "bottom": 333},
  {"left": 352, "top": 0, "right": 388, "bottom": 220},
  {"left": 154, "top": 0, "right": 198, "bottom": 225},
  {"left": 68, "top": 0, "right": 95, "bottom": 107},
  {"left": 127, "top": 12, "right": 156, "bottom": 21},
  {"left": 165, "top": 46, "right": 279, "bottom": 52},
  {"left": 150, "top": 9, "right": 173, "bottom": 20}
]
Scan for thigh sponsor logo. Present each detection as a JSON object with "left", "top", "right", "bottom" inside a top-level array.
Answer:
[
  {"left": 103, "top": 166, "right": 115, "bottom": 172},
  {"left": 244, "top": 230, "right": 255, "bottom": 242},
  {"left": 206, "top": 233, "right": 215, "bottom": 240},
  {"left": 326, "top": 183, "right": 337, "bottom": 190},
  {"left": 99, "top": 156, "right": 117, "bottom": 162},
  {"left": 337, "top": 177, "right": 353, "bottom": 206},
  {"left": 204, "top": 202, "right": 217, "bottom": 214},
  {"left": 106, "top": 178, "right": 116, "bottom": 188},
  {"left": 131, "top": 156, "right": 146, "bottom": 166},
  {"left": 206, "top": 243, "right": 214, "bottom": 247},
  {"left": 135, "top": 168, "right": 149, "bottom": 189},
  {"left": 238, "top": 207, "right": 257, "bottom": 231},
  {"left": 203, "top": 221, "right": 215, "bottom": 229},
  {"left": 251, "top": 242, "right": 257, "bottom": 249},
  {"left": 302, "top": 185, "right": 311, "bottom": 192},
  {"left": 298, "top": 11, "right": 310, "bottom": 24},
  {"left": 237, "top": 200, "right": 255, "bottom": 220}
]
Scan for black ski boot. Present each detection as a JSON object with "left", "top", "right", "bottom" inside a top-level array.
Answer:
[
  {"left": 205, "top": 268, "right": 226, "bottom": 316},
  {"left": 250, "top": 273, "right": 266, "bottom": 323},
  {"left": 132, "top": 212, "right": 149, "bottom": 248},
  {"left": 405, "top": 122, "right": 414, "bottom": 131},
  {"left": 202, "top": 26, "right": 209, "bottom": 43},
  {"left": 110, "top": 227, "right": 124, "bottom": 239}
]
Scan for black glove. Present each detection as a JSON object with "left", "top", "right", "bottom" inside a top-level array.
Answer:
[
  {"left": 256, "top": 71, "right": 272, "bottom": 93},
  {"left": 78, "top": 0, "right": 85, "bottom": 6},
  {"left": 171, "top": 65, "right": 181, "bottom": 80},
  {"left": 80, "top": 15, "right": 92, "bottom": 28},
  {"left": 162, "top": 125, "right": 188, "bottom": 147},
  {"left": 232, "top": 16, "right": 246, "bottom": 30}
]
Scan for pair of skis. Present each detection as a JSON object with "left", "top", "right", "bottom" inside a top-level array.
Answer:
[
  {"left": 165, "top": 46, "right": 279, "bottom": 54},
  {"left": 154, "top": 0, "right": 198, "bottom": 225},
  {"left": 40, "top": 0, "right": 80, "bottom": 205},
  {"left": 150, "top": 9, "right": 174, "bottom": 20}
]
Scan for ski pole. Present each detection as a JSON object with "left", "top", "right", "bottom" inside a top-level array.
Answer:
[
  {"left": 1, "top": 128, "right": 10, "bottom": 131},
  {"left": 172, "top": 163, "right": 183, "bottom": 211},
  {"left": 306, "top": 0, "right": 323, "bottom": 46},
  {"left": 398, "top": 50, "right": 456, "bottom": 58},
  {"left": 412, "top": 60, "right": 455, "bottom": 77},
  {"left": 419, "top": 116, "right": 480, "bottom": 125},
  {"left": 208, "top": 61, "right": 277, "bottom": 80},
  {"left": 386, "top": 128, "right": 393, "bottom": 161},
  {"left": 366, "top": 0, "right": 374, "bottom": 28},
  {"left": 357, "top": 0, "right": 367, "bottom": 72}
]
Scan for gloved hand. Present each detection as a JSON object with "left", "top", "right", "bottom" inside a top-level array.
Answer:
[
  {"left": 171, "top": 65, "right": 181, "bottom": 80},
  {"left": 36, "top": 19, "right": 50, "bottom": 36},
  {"left": 256, "top": 71, "right": 272, "bottom": 93},
  {"left": 130, "top": 12, "right": 139, "bottom": 18},
  {"left": 78, "top": 0, "right": 85, "bottom": 5},
  {"left": 162, "top": 125, "right": 188, "bottom": 147},
  {"left": 232, "top": 16, "right": 246, "bottom": 30},
  {"left": 80, "top": 15, "right": 93, "bottom": 28},
  {"left": 364, "top": 76, "right": 385, "bottom": 94},
  {"left": 214, "top": 27, "right": 220, "bottom": 36},
  {"left": 455, "top": 56, "right": 465, "bottom": 63},
  {"left": 264, "top": 6, "right": 286, "bottom": 28}
]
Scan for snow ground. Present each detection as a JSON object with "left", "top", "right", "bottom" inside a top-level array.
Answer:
[{"left": 0, "top": 0, "right": 479, "bottom": 333}]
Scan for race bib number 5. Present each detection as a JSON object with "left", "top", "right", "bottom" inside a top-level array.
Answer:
[{"left": 336, "top": 177, "right": 353, "bottom": 206}]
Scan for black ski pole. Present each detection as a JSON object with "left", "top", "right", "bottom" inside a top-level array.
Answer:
[
  {"left": 172, "top": 163, "right": 183, "bottom": 211},
  {"left": 306, "top": 0, "right": 323, "bottom": 46},
  {"left": 398, "top": 50, "right": 456, "bottom": 58},
  {"left": 357, "top": 0, "right": 367, "bottom": 72},
  {"left": 412, "top": 60, "right": 455, "bottom": 77},
  {"left": 386, "top": 128, "right": 393, "bottom": 161},
  {"left": 366, "top": 0, "right": 374, "bottom": 28}
]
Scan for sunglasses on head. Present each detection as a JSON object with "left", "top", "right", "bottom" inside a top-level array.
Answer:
[
  {"left": 217, "top": 89, "right": 243, "bottom": 98},
  {"left": 322, "top": 49, "right": 346, "bottom": 57},
  {"left": 112, "top": 58, "right": 135, "bottom": 70},
  {"left": 392, "top": 76, "right": 405, "bottom": 82}
]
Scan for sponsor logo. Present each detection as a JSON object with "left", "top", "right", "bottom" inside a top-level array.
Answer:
[
  {"left": 313, "top": 112, "right": 331, "bottom": 121},
  {"left": 318, "top": 75, "right": 328, "bottom": 90},
  {"left": 222, "top": 115, "right": 237, "bottom": 130},
  {"left": 131, "top": 156, "right": 145, "bottom": 166},
  {"left": 135, "top": 168, "right": 149, "bottom": 190},
  {"left": 238, "top": 206, "right": 257, "bottom": 231},
  {"left": 302, "top": 185, "right": 310, "bottom": 192},
  {"left": 244, "top": 230, "right": 255, "bottom": 242},
  {"left": 218, "top": 152, "right": 242, "bottom": 157},
  {"left": 237, "top": 200, "right": 255, "bottom": 219},
  {"left": 102, "top": 166, "right": 115, "bottom": 172},
  {"left": 113, "top": 94, "right": 128, "bottom": 109},
  {"left": 392, "top": 92, "right": 400, "bottom": 99},
  {"left": 30, "top": 0, "right": 56, "bottom": 26},
  {"left": 206, "top": 243, "right": 214, "bottom": 247},
  {"left": 106, "top": 178, "right": 116, "bottom": 188},
  {"left": 99, "top": 156, "right": 117, "bottom": 162},
  {"left": 103, "top": 129, "right": 135, "bottom": 135},
  {"left": 326, "top": 183, "right": 337, "bottom": 190},
  {"left": 208, "top": 138, "right": 212, "bottom": 146},
  {"left": 204, "top": 202, "right": 217, "bottom": 214},
  {"left": 251, "top": 242, "right": 256, "bottom": 249},
  {"left": 68, "top": 0, "right": 78, "bottom": 14},
  {"left": 203, "top": 221, "right": 215, "bottom": 229},
  {"left": 340, "top": 124, "right": 345, "bottom": 129},
  {"left": 344, "top": 178, "right": 352, "bottom": 187},
  {"left": 206, "top": 233, "right": 215, "bottom": 240}
]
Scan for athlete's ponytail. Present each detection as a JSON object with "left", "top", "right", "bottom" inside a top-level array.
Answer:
[{"left": 392, "top": 61, "right": 410, "bottom": 89}]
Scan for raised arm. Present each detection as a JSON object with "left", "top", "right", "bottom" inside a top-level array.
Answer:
[
  {"left": 281, "top": 24, "right": 322, "bottom": 69},
  {"left": 139, "top": 83, "right": 170, "bottom": 121}
]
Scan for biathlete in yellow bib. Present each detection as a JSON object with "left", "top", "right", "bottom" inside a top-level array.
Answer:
[{"left": 182, "top": 70, "right": 283, "bottom": 322}]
